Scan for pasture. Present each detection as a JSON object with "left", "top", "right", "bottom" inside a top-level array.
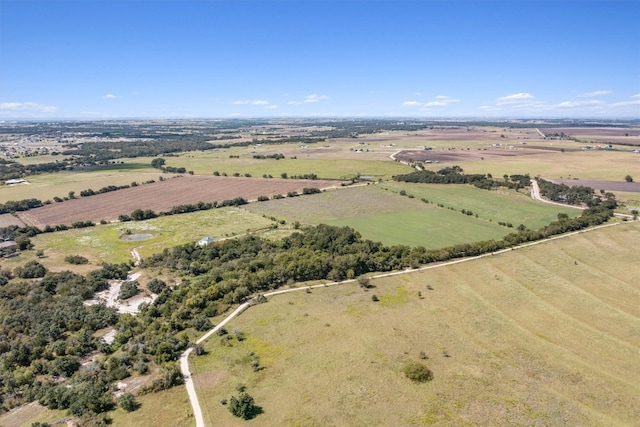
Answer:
[
  {"left": 166, "top": 149, "right": 411, "bottom": 180},
  {"left": 0, "top": 163, "right": 164, "bottom": 204},
  {"left": 244, "top": 183, "right": 579, "bottom": 247},
  {"left": 15, "top": 207, "right": 278, "bottom": 270},
  {"left": 188, "top": 221, "right": 640, "bottom": 426}
]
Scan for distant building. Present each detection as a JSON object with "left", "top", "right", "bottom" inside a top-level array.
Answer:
[
  {"left": 4, "top": 179, "right": 26, "bottom": 185},
  {"left": 197, "top": 237, "right": 215, "bottom": 246},
  {"left": 0, "top": 241, "right": 17, "bottom": 249}
]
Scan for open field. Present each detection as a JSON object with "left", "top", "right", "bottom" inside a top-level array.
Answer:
[
  {"left": 108, "top": 386, "right": 193, "bottom": 427},
  {"left": 380, "top": 182, "right": 581, "bottom": 229},
  {"left": 189, "top": 222, "right": 640, "bottom": 426},
  {"left": 12, "top": 207, "right": 279, "bottom": 269},
  {"left": 0, "top": 385, "right": 194, "bottom": 427},
  {"left": 0, "top": 213, "right": 25, "bottom": 227},
  {"left": 553, "top": 178, "right": 640, "bottom": 193},
  {"left": 0, "top": 163, "right": 166, "bottom": 204},
  {"left": 16, "top": 175, "right": 341, "bottom": 227},
  {"left": 244, "top": 183, "right": 580, "bottom": 247},
  {"left": 543, "top": 127, "right": 640, "bottom": 145},
  {"left": 433, "top": 149, "right": 640, "bottom": 183},
  {"left": 166, "top": 149, "right": 411, "bottom": 180},
  {"left": 325, "top": 208, "right": 509, "bottom": 248}
]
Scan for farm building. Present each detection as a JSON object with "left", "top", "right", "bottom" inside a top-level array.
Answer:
[
  {"left": 197, "top": 237, "right": 215, "bottom": 246},
  {"left": 0, "top": 241, "right": 17, "bottom": 249}
]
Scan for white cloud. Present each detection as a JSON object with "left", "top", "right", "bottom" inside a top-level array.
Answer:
[
  {"left": 632, "top": 94, "right": 640, "bottom": 98},
  {"left": 265, "top": 105, "right": 278, "bottom": 109},
  {"left": 496, "top": 93, "right": 534, "bottom": 104},
  {"left": 406, "top": 96, "right": 460, "bottom": 108},
  {"left": 553, "top": 100, "right": 603, "bottom": 108},
  {"left": 578, "top": 90, "right": 611, "bottom": 98},
  {"left": 0, "top": 102, "right": 57, "bottom": 113},
  {"left": 303, "top": 94, "right": 328, "bottom": 103},
  {"left": 425, "top": 96, "right": 460, "bottom": 107},
  {"left": 287, "top": 100, "right": 300, "bottom": 105},
  {"left": 424, "top": 101, "right": 448, "bottom": 107},
  {"left": 611, "top": 99, "right": 640, "bottom": 107},
  {"left": 234, "top": 99, "right": 271, "bottom": 106},
  {"left": 103, "top": 94, "right": 120, "bottom": 99}
]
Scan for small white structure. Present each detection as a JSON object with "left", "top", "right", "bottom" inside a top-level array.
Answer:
[
  {"left": 4, "top": 179, "right": 26, "bottom": 185},
  {"left": 197, "top": 237, "right": 215, "bottom": 246}
]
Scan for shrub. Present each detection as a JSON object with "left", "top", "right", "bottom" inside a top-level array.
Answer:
[
  {"left": 118, "top": 392, "right": 140, "bottom": 412},
  {"left": 147, "top": 278, "right": 166, "bottom": 294},
  {"left": 65, "top": 255, "right": 89, "bottom": 265},
  {"left": 229, "top": 393, "right": 260, "bottom": 420},
  {"left": 118, "top": 281, "right": 140, "bottom": 300},
  {"left": 403, "top": 361, "right": 434, "bottom": 383},
  {"left": 15, "top": 260, "right": 47, "bottom": 279},
  {"left": 191, "top": 316, "right": 212, "bottom": 332}
]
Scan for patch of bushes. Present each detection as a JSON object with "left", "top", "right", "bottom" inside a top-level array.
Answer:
[
  {"left": 403, "top": 361, "right": 434, "bottom": 383},
  {"left": 65, "top": 255, "right": 89, "bottom": 265},
  {"left": 118, "top": 281, "right": 140, "bottom": 300}
]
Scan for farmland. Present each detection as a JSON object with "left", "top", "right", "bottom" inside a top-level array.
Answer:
[
  {"left": 7, "top": 207, "right": 279, "bottom": 270},
  {"left": 243, "top": 183, "right": 581, "bottom": 247},
  {"left": 187, "top": 222, "right": 640, "bottom": 427},
  {"left": 1, "top": 118, "right": 639, "bottom": 427},
  {"left": 16, "top": 175, "right": 341, "bottom": 227}
]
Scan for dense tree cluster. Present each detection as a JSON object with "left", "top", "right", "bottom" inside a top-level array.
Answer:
[
  {"left": 0, "top": 265, "right": 123, "bottom": 413},
  {"left": 0, "top": 198, "right": 43, "bottom": 214},
  {"left": 252, "top": 153, "right": 285, "bottom": 160},
  {"left": 537, "top": 178, "right": 617, "bottom": 208},
  {"left": 62, "top": 139, "right": 217, "bottom": 161},
  {"left": 394, "top": 166, "right": 531, "bottom": 191},
  {"left": 0, "top": 159, "right": 69, "bottom": 181}
]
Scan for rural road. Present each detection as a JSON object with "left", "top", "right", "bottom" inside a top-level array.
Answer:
[
  {"left": 179, "top": 217, "right": 623, "bottom": 426},
  {"left": 530, "top": 179, "right": 635, "bottom": 220}
]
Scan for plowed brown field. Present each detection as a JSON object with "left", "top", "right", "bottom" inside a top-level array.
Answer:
[{"left": 17, "top": 175, "right": 341, "bottom": 227}]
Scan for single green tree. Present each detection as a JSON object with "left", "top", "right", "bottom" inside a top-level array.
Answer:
[
  {"left": 229, "top": 392, "right": 260, "bottom": 419},
  {"left": 118, "top": 392, "right": 140, "bottom": 412}
]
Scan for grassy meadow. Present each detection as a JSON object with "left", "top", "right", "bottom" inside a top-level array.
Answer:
[
  {"left": 166, "top": 150, "right": 411, "bottom": 180},
  {"left": 9, "top": 207, "right": 278, "bottom": 271},
  {"left": 0, "top": 161, "right": 167, "bottom": 204},
  {"left": 449, "top": 149, "right": 640, "bottom": 182},
  {"left": 244, "top": 184, "right": 580, "bottom": 248},
  {"left": 187, "top": 221, "right": 640, "bottom": 426}
]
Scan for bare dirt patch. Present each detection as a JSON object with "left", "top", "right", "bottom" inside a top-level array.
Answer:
[
  {"left": 395, "top": 147, "right": 553, "bottom": 163},
  {"left": 543, "top": 127, "right": 640, "bottom": 146},
  {"left": 17, "top": 175, "right": 341, "bottom": 227},
  {"left": 0, "top": 213, "right": 25, "bottom": 228},
  {"left": 553, "top": 179, "right": 640, "bottom": 193}
]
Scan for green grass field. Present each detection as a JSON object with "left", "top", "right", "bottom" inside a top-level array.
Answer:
[
  {"left": 188, "top": 222, "right": 640, "bottom": 426},
  {"left": 380, "top": 181, "right": 581, "bottom": 229},
  {"left": 166, "top": 152, "right": 411, "bottom": 180},
  {"left": 16, "top": 207, "right": 278, "bottom": 270},
  {"left": 244, "top": 184, "right": 580, "bottom": 248},
  {"left": 0, "top": 162, "right": 166, "bottom": 204}
]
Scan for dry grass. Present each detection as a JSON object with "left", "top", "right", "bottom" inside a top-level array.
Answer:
[{"left": 188, "top": 222, "right": 640, "bottom": 426}]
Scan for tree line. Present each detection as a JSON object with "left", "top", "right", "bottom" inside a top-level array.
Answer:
[{"left": 393, "top": 166, "right": 531, "bottom": 190}]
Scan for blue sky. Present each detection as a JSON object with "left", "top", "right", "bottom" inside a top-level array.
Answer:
[{"left": 1, "top": 0, "right": 638, "bottom": 119}]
